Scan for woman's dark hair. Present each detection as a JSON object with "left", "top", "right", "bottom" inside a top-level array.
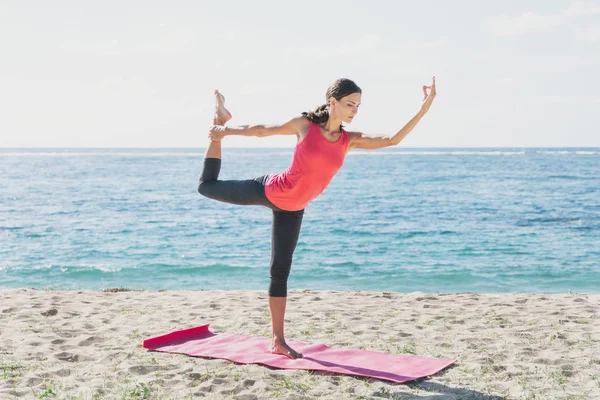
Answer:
[{"left": 302, "top": 78, "right": 361, "bottom": 128}]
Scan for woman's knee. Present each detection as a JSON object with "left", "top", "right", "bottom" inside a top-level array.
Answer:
[
  {"left": 269, "top": 262, "right": 291, "bottom": 297},
  {"left": 197, "top": 179, "right": 216, "bottom": 197},
  {"left": 268, "top": 285, "right": 287, "bottom": 297},
  {"left": 268, "top": 278, "right": 288, "bottom": 297},
  {"left": 198, "top": 158, "right": 221, "bottom": 196}
]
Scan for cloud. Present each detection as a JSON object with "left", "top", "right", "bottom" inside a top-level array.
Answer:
[
  {"left": 490, "top": 1, "right": 600, "bottom": 36},
  {"left": 60, "top": 30, "right": 201, "bottom": 55},
  {"left": 284, "top": 33, "right": 446, "bottom": 61},
  {"left": 575, "top": 24, "right": 600, "bottom": 41},
  {"left": 221, "top": 31, "right": 237, "bottom": 41},
  {"left": 401, "top": 38, "right": 448, "bottom": 49},
  {"left": 0, "top": 3, "right": 8, "bottom": 17},
  {"left": 491, "top": 12, "right": 564, "bottom": 36},
  {"left": 564, "top": 1, "right": 600, "bottom": 17},
  {"left": 60, "top": 39, "right": 125, "bottom": 55},
  {"left": 495, "top": 77, "right": 513, "bottom": 88},
  {"left": 286, "top": 33, "right": 382, "bottom": 58},
  {"left": 139, "top": 30, "right": 198, "bottom": 54},
  {"left": 527, "top": 95, "right": 565, "bottom": 105},
  {"left": 337, "top": 33, "right": 381, "bottom": 56}
]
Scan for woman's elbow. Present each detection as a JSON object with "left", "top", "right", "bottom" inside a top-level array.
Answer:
[{"left": 197, "top": 179, "right": 214, "bottom": 196}]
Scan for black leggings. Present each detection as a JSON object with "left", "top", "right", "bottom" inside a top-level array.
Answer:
[{"left": 197, "top": 158, "right": 304, "bottom": 297}]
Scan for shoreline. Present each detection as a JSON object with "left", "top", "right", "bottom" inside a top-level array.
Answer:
[
  {"left": 1, "top": 288, "right": 599, "bottom": 399},
  {"left": 4, "top": 286, "right": 597, "bottom": 295}
]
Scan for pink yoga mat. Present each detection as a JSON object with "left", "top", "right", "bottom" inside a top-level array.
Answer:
[{"left": 143, "top": 324, "right": 454, "bottom": 383}]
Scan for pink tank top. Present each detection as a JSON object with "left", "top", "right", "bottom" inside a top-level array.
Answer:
[{"left": 265, "top": 121, "right": 349, "bottom": 211}]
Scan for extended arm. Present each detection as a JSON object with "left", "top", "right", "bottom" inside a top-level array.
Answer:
[
  {"left": 349, "top": 110, "right": 426, "bottom": 150},
  {"left": 348, "top": 77, "right": 437, "bottom": 151},
  {"left": 209, "top": 116, "right": 306, "bottom": 141}
]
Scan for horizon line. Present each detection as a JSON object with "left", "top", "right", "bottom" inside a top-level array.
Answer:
[{"left": 2, "top": 146, "right": 600, "bottom": 150}]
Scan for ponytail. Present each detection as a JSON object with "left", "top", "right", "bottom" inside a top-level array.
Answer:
[{"left": 302, "top": 103, "right": 330, "bottom": 124}]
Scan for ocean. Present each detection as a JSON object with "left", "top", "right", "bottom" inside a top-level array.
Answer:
[{"left": 1, "top": 147, "right": 599, "bottom": 293}]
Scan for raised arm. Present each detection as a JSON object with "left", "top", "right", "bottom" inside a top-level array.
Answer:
[
  {"left": 348, "top": 77, "right": 437, "bottom": 151},
  {"left": 209, "top": 116, "right": 307, "bottom": 141}
]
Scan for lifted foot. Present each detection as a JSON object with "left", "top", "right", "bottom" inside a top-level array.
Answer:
[{"left": 214, "top": 89, "right": 232, "bottom": 125}]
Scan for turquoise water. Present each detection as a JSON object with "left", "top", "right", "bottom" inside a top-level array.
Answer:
[{"left": 1, "top": 148, "right": 599, "bottom": 293}]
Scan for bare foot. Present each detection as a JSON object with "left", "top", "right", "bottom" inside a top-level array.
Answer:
[
  {"left": 271, "top": 338, "right": 303, "bottom": 359},
  {"left": 214, "top": 89, "right": 232, "bottom": 125}
]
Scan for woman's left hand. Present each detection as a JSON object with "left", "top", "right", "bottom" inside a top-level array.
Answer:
[
  {"left": 208, "top": 125, "right": 227, "bottom": 142},
  {"left": 421, "top": 76, "right": 437, "bottom": 113}
]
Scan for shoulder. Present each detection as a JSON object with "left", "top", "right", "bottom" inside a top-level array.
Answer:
[
  {"left": 344, "top": 130, "right": 367, "bottom": 150},
  {"left": 346, "top": 130, "right": 362, "bottom": 139},
  {"left": 346, "top": 130, "right": 362, "bottom": 142},
  {"left": 294, "top": 115, "right": 311, "bottom": 127},
  {"left": 293, "top": 116, "right": 311, "bottom": 136}
]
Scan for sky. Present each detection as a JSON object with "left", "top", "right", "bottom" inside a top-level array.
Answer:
[{"left": 0, "top": 0, "right": 599, "bottom": 148}]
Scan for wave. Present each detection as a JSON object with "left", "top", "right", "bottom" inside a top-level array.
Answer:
[
  {"left": 536, "top": 150, "right": 599, "bottom": 155},
  {"left": 0, "top": 152, "right": 203, "bottom": 157},
  {"left": 15, "top": 263, "right": 124, "bottom": 274},
  {"left": 349, "top": 151, "right": 526, "bottom": 156},
  {"left": 0, "top": 151, "right": 296, "bottom": 157},
  {"left": 3, "top": 149, "right": 598, "bottom": 157}
]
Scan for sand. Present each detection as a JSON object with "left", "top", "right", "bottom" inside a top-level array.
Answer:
[{"left": 1, "top": 288, "right": 599, "bottom": 399}]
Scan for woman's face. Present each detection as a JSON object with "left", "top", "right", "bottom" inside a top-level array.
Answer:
[{"left": 332, "top": 92, "right": 362, "bottom": 124}]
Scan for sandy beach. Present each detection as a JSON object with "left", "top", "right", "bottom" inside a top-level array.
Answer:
[{"left": 1, "top": 288, "right": 599, "bottom": 399}]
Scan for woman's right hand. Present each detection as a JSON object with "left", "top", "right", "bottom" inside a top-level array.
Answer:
[
  {"left": 208, "top": 125, "right": 227, "bottom": 142},
  {"left": 421, "top": 76, "right": 437, "bottom": 114}
]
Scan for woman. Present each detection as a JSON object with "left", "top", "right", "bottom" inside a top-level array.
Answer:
[{"left": 198, "top": 77, "right": 437, "bottom": 359}]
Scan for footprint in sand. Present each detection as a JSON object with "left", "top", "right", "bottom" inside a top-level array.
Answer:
[
  {"left": 128, "top": 365, "right": 163, "bottom": 375},
  {"left": 242, "top": 379, "right": 256, "bottom": 388},
  {"left": 416, "top": 296, "right": 439, "bottom": 301},
  {"left": 26, "top": 376, "right": 45, "bottom": 387},
  {"left": 55, "top": 368, "right": 71, "bottom": 377},
  {"left": 78, "top": 336, "right": 104, "bottom": 346},
  {"left": 188, "top": 372, "right": 208, "bottom": 381},
  {"left": 54, "top": 352, "right": 83, "bottom": 362},
  {"left": 55, "top": 330, "right": 79, "bottom": 338}
]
